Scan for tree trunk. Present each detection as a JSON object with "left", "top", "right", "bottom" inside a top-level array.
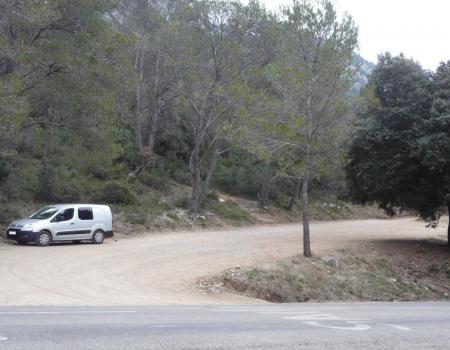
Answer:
[
  {"left": 286, "top": 176, "right": 302, "bottom": 211},
  {"left": 258, "top": 156, "right": 272, "bottom": 209},
  {"left": 202, "top": 142, "right": 219, "bottom": 196},
  {"left": 188, "top": 141, "right": 219, "bottom": 216},
  {"left": 148, "top": 52, "right": 161, "bottom": 152},
  {"left": 189, "top": 144, "right": 202, "bottom": 216},
  {"left": 302, "top": 76, "right": 314, "bottom": 258},
  {"left": 302, "top": 169, "right": 311, "bottom": 257},
  {"left": 134, "top": 46, "right": 145, "bottom": 151},
  {"left": 148, "top": 126, "right": 156, "bottom": 151},
  {"left": 447, "top": 200, "right": 450, "bottom": 249},
  {"left": 148, "top": 104, "right": 158, "bottom": 151},
  {"left": 135, "top": 80, "right": 143, "bottom": 151}
]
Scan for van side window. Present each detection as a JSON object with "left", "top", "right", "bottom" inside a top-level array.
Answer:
[
  {"left": 78, "top": 208, "right": 93, "bottom": 221},
  {"left": 53, "top": 208, "right": 74, "bottom": 222},
  {"left": 93, "top": 207, "right": 105, "bottom": 220}
]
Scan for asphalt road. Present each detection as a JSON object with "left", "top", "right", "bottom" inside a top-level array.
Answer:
[{"left": 0, "top": 303, "right": 449, "bottom": 349}]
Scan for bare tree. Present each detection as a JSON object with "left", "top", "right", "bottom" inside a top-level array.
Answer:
[
  {"left": 114, "top": 0, "right": 180, "bottom": 152},
  {"left": 279, "top": 0, "right": 358, "bottom": 256},
  {"left": 174, "top": 0, "right": 266, "bottom": 214}
]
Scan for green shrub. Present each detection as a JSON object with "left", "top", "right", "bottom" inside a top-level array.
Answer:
[
  {"left": 0, "top": 160, "right": 9, "bottom": 185},
  {"left": 0, "top": 205, "right": 21, "bottom": 224},
  {"left": 138, "top": 155, "right": 189, "bottom": 190},
  {"left": 152, "top": 151, "right": 190, "bottom": 185},
  {"left": 213, "top": 151, "right": 263, "bottom": 199},
  {"left": 121, "top": 197, "right": 173, "bottom": 226},
  {"left": 208, "top": 200, "right": 253, "bottom": 224},
  {"left": 81, "top": 152, "right": 113, "bottom": 181},
  {"left": 206, "top": 191, "right": 219, "bottom": 201},
  {"left": 97, "top": 181, "right": 135, "bottom": 205},
  {"left": 52, "top": 181, "right": 81, "bottom": 202},
  {"left": 35, "top": 165, "right": 81, "bottom": 202},
  {"left": 174, "top": 195, "right": 190, "bottom": 209},
  {"left": 138, "top": 171, "right": 170, "bottom": 192},
  {"left": 124, "top": 207, "right": 148, "bottom": 225},
  {"left": 2, "top": 159, "right": 39, "bottom": 200},
  {"left": 167, "top": 210, "right": 179, "bottom": 221},
  {"left": 139, "top": 196, "right": 173, "bottom": 215}
]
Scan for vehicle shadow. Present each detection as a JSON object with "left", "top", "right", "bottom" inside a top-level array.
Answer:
[{"left": 1, "top": 238, "right": 110, "bottom": 248}]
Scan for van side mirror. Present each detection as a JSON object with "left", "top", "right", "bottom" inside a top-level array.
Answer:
[{"left": 52, "top": 214, "right": 63, "bottom": 223}]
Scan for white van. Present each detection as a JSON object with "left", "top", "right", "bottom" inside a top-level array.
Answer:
[{"left": 6, "top": 204, "right": 113, "bottom": 246}]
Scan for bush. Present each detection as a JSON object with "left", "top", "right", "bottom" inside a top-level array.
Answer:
[
  {"left": 213, "top": 151, "right": 263, "bottom": 199},
  {"left": 139, "top": 196, "right": 172, "bottom": 215},
  {"left": 206, "top": 191, "right": 219, "bottom": 201},
  {"left": 0, "top": 205, "right": 21, "bottom": 225},
  {"left": 174, "top": 195, "right": 190, "bottom": 209},
  {"left": 123, "top": 207, "right": 148, "bottom": 225},
  {"left": 167, "top": 210, "right": 179, "bottom": 221},
  {"left": 35, "top": 164, "right": 81, "bottom": 203},
  {"left": 138, "top": 155, "right": 189, "bottom": 190},
  {"left": 81, "top": 152, "right": 113, "bottom": 181},
  {"left": 152, "top": 149, "right": 190, "bottom": 185},
  {"left": 122, "top": 197, "right": 173, "bottom": 226},
  {"left": 0, "top": 160, "right": 9, "bottom": 185},
  {"left": 52, "top": 181, "right": 81, "bottom": 202},
  {"left": 138, "top": 171, "right": 170, "bottom": 192},
  {"left": 208, "top": 200, "right": 253, "bottom": 224},
  {"left": 97, "top": 181, "right": 135, "bottom": 205},
  {"left": 1, "top": 159, "right": 40, "bottom": 201}
]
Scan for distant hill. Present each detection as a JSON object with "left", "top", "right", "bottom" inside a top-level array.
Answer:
[{"left": 350, "top": 54, "right": 376, "bottom": 96}]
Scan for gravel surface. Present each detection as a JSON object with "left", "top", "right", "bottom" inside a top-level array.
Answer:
[{"left": 0, "top": 217, "right": 447, "bottom": 306}]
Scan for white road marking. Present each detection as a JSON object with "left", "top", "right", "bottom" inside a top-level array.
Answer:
[
  {"left": 212, "top": 308, "right": 300, "bottom": 312},
  {"left": 284, "top": 313, "right": 367, "bottom": 321},
  {"left": 258, "top": 308, "right": 347, "bottom": 314},
  {"left": 0, "top": 310, "right": 137, "bottom": 315},
  {"left": 0, "top": 336, "right": 7, "bottom": 341},
  {"left": 259, "top": 311, "right": 318, "bottom": 315},
  {"left": 382, "top": 323, "right": 412, "bottom": 331},
  {"left": 212, "top": 307, "right": 412, "bottom": 332},
  {"left": 304, "top": 321, "right": 371, "bottom": 331},
  {"left": 212, "top": 307, "right": 347, "bottom": 313}
]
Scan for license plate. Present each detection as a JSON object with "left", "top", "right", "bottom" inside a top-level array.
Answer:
[{"left": 9, "top": 231, "right": 16, "bottom": 235}]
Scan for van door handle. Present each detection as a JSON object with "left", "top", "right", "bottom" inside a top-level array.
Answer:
[{"left": 70, "top": 222, "right": 75, "bottom": 225}]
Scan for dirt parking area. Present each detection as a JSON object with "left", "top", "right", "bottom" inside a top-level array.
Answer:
[{"left": 0, "top": 217, "right": 447, "bottom": 305}]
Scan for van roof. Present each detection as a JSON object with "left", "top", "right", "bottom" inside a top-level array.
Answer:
[{"left": 49, "top": 204, "right": 110, "bottom": 209}]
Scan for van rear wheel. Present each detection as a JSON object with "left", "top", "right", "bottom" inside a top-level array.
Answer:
[{"left": 92, "top": 230, "right": 104, "bottom": 244}]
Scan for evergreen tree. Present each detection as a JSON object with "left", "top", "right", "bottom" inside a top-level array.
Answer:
[{"left": 346, "top": 54, "right": 450, "bottom": 246}]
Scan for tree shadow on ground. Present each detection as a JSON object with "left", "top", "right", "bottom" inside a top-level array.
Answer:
[{"left": 363, "top": 237, "right": 449, "bottom": 265}]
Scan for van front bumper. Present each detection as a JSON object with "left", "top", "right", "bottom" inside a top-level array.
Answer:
[{"left": 6, "top": 229, "right": 38, "bottom": 242}]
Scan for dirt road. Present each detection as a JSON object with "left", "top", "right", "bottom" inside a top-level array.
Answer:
[{"left": 0, "top": 217, "right": 447, "bottom": 306}]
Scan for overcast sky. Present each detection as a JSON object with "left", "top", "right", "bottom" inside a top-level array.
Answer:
[{"left": 261, "top": 0, "right": 450, "bottom": 71}]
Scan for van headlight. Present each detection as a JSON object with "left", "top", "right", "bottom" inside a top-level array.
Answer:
[{"left": 23, "top": 223, "right": 34, "bottom": 231}]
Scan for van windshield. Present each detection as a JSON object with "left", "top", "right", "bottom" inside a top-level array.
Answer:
[{"left": 30, "top": 206, "right": 58, "bottom": 220}]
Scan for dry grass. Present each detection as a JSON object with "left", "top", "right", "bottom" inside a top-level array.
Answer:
[{"left": 204, "top": 239, "right": 450, "bottom": 303}]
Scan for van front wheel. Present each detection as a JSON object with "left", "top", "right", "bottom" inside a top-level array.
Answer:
[
  {"left": 92, "top": 230, "right": 104, "bottom": 244},
  {"left": 37, "top": 231, "right": 51, "bottom": 247}
]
